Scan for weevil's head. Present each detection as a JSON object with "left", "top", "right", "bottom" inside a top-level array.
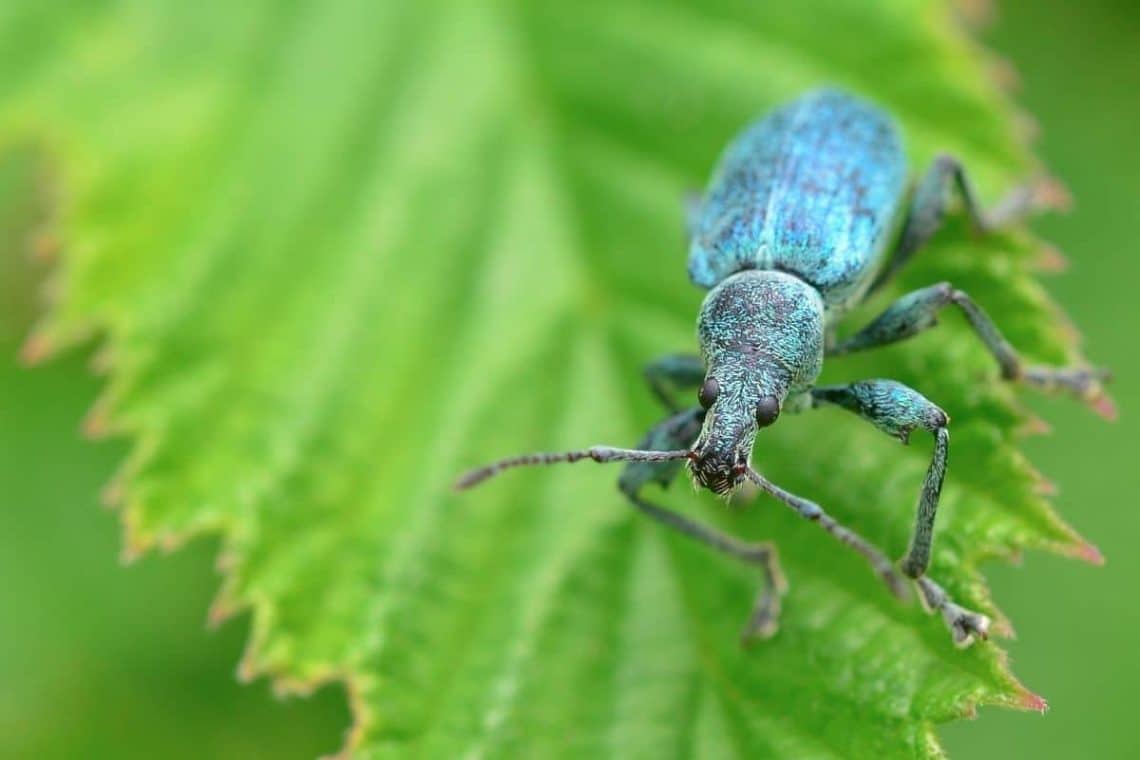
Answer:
[{"left": 687, "top": 270, "right": 825, "bottom": 495}]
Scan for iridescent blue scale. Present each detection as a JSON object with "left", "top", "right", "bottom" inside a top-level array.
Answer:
[{"left": 688, "top": 89, "right": 908, "bottom": 315}]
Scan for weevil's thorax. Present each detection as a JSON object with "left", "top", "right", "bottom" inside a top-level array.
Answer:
[
  {"left": 696, "top": 269, "right": 826, "bottom": 395},
  {"left": 688, "top": 270, "right": 825, "bottom": 494}
]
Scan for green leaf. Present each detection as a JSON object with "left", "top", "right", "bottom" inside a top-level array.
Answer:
[{"left": 2, "top": 1, "right": 1100, "bottom": 756}]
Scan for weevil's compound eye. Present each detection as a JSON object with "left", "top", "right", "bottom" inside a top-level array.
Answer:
[
  {"left": 697, "top": 377, "right": 720, "bottom": 409},
  {"left": 755, "top": 395, "right": 780, "bottom": 428}
]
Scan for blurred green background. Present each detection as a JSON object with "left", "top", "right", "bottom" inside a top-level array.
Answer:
[{"left": 0, "top": 0, "right": 1136, "bottom": 757}]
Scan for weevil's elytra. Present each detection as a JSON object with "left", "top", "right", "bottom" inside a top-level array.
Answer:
[
  {"left": 456, "top": 88, "right": 1112, "bottom": 648},
  {"left": 688, "top": 90, "right": 908, "bottom": 315}
]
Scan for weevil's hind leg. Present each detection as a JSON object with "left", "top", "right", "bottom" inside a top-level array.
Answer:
[
  {"left": 850, "top": 156, "right": 1112, "bottom": 412},
  {"left": 869, "top": 153, "right": 1064, "bottom": 295},
  {"left": 643, "top": 353, "right": 705, "bottom": 413},
  {"left": 829, "top": 283, "right": 1113, "bottom": 415},
  {"left": 619, "top": 407, "right": 788, "bottom": 642},
  {"left": 809, "top": 380, "right": 991, "bottom": 645}
]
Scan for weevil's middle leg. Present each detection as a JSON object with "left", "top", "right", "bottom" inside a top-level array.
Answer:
[
  {"left": 643, "top": 353, "right": 705, "bottom": 413},
  {"left": 809, "top": 379, "right": 991, "bottom": 646},
  {"left": 830, "top": 282, "right": 1113, "bottom": 415},
  {"left": 618, "top": 406, "right": 787, "bottom": 642},
  {"left": 869, "top": 153, "right": 1063, "bottom": 294}
]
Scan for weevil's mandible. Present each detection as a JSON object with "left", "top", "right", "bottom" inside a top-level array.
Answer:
[{"left": 455, "top": 89, "right": 1112, "bottom": 647}]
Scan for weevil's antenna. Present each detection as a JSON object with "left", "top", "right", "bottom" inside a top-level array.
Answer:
[
  {"left": 745, "top": 467, "right": 908, "bottom": 599},
  {"left": 454, "top": 446, "right": 694, "bottom": 491}
]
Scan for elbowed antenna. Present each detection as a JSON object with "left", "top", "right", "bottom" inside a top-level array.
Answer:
[
  {"left": 453, "top": 446, "right": 694, "bottom": 491},
  {"left": 744, "top": 467, "right": 908, "bottom": 600}
]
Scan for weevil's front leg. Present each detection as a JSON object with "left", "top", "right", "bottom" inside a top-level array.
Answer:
[
  {"left": 643, "top": 353, "right": 705, "bottom": 413},
  {"left": 810, "top": 381, "right": 950, "bottom": 579},
  {"left": 830, "top": 283, "right": 1113, "bottom": 415},
  {"left": 619, "top": 407, "right": 788, "bottom": 642},
  {"left": 870, "top": 153, "right": 1063, "bottom": 293},
  {"left": 809, "top": 380, "right": 991, "bottom": 646}
]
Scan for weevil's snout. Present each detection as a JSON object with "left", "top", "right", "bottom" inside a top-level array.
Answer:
[
  {"left": 687, "top": 406, "right": 753, "bottom": 496},
  {"left": 688, "top": 445, "right": 748, "bottom": 496},
  {"left": 689, "top": 372, "right": 783, "bottom": 495}
]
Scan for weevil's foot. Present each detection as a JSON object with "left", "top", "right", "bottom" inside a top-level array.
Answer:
[
  {"left": 915, "top": 576, "right": 991, "bottom": 648},
  {"left": 739, "top": 543, "right": 788, "bottom": 646},
  {"left": 978, "top": 177, "right": 1070, "bottom": 232},
  {"left": 1018, "top": 365, "right": 1116, "bottom": 420},
  {"left": 943, "top": 603, "right": 991, "bottom": 648},
  {"left": 740, "top": 599, "right": 781, "bottom": 645},
  {"left": 740, "top": 581, "right": 787, "bottom": 644},
  {"left": 1029, "top": 175, "right": 1072, "bottom": 212}
]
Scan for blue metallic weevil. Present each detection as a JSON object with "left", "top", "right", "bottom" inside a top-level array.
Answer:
[{"left": 455, "top": 89, "right": 1111, "bottom": 647}]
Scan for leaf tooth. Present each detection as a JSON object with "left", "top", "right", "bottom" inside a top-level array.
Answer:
[{"left": 19, "top": 328, "right": 55, "bottom": 366}]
